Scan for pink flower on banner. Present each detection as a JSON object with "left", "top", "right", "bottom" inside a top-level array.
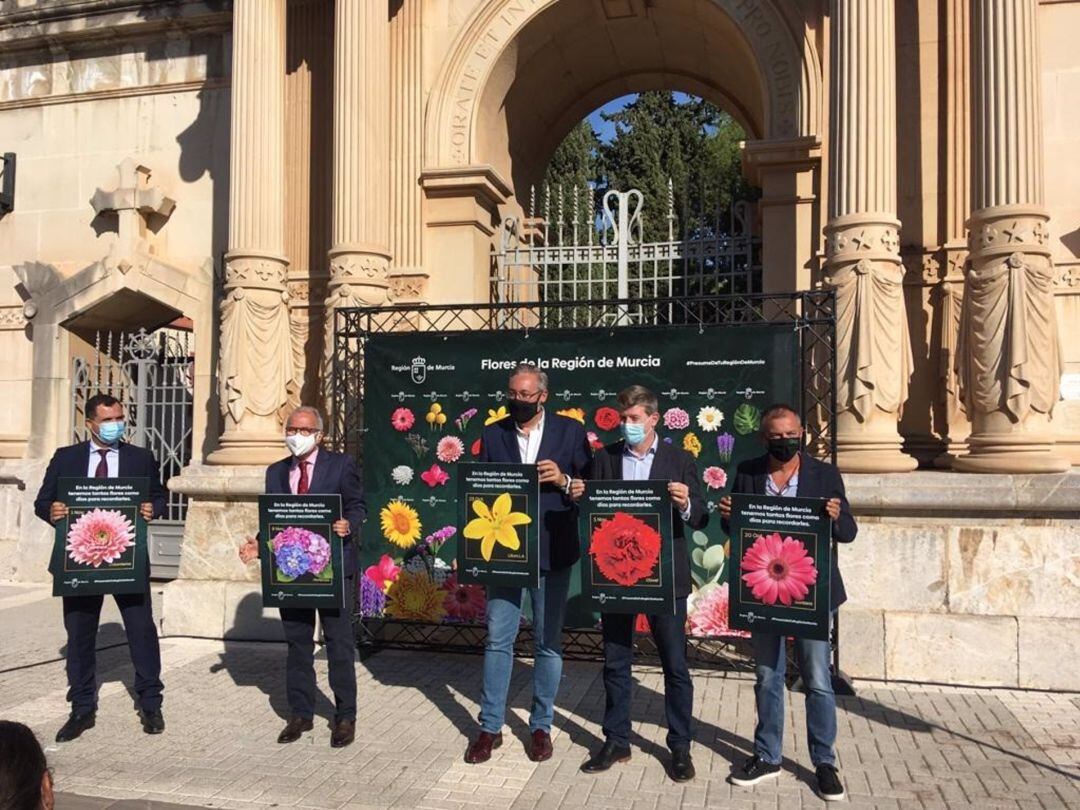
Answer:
[
  {"left": 391, "top": 407, "right": 415, "bottom": 432},
  {"left": 365, "top": 554, "right": 401, "bottom": 593},
  {"left": 663, "top": 407, "right": 690, "bottom": 430},
  {"left": 420, "top": 463, "right": 450, "bottom": 487},
  {"left": 688, "top": 583, "right": 749, "bottom": 638},
  {"left": 740, "top": 532, "right": 818, "bottom": 606},
  {"left": 66, "top": 509, "right": 136, "bottom": 568},
  {"left": 436, "top": 435, "right": 465, "bottom": 463},
  {"left": 702, "top": 466, "right": 728, "bottom": 490}
]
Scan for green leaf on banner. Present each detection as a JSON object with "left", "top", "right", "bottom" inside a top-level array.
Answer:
[
  {"left": 691, "top": 530, "right": 709, "bottom": 547},
  {"left": 702, "top": 544, "right": 726, "bottom": 573},
  {"left": 733, "top": 403, "right": 761, "bottom": 435}
]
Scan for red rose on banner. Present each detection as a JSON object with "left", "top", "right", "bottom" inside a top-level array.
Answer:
[
  {"left": 589, "top": 512, "right": 662, "bottom": 586},
  {"left": 594, "top": 407, "right": 621, "bottom": 431}
]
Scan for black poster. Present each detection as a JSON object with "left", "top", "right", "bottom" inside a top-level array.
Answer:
[
  {"left": 457, "top": 462, "right": 540, "bottom": 587},
  {"left": 52, "top": 477, "right": 149, "bottom": 597},
  {"left": 258, "top": 494, "right": 344, "bottom": 609},
  {"left": 579, "top": 480, "right": 675, "bottom": 615},
  {"left": 728, "top": 494, "right": 832, "bottom": 640}
]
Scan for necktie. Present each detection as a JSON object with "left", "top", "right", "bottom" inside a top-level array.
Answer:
[
  {"left": 95, "top": 449, "right": 109, "bottom": 479},
  {"left": 297, "top": 461, "right": 309, "bottom": 495}
]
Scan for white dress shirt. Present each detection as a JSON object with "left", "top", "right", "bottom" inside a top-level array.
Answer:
[
  {"left": 515, "top": 410, "right": 545, "bottom": 464},
  {"left": 86, "top": 440, "right": 119, "bottom": 478}
]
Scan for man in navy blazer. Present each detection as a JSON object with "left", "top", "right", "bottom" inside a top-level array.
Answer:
[
  {"left": 580, "top": 385, "right": 707, "bottom": 782},
  {"left": 720, "top": 403, "right": 856, "bottom": 802},
  {"left": 34, "top": 393, "right": 168, "bottom": 742},
  {"left": 239, "top": 406, "right": 366, "bottom": 748},
  {"left": 464, "top": 363, "right": 591, "bottom": 765}
]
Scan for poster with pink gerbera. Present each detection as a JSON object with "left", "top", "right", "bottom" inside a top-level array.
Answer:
[
  {"left": 52, "top": 477, "right": 150, "bottom": 597},
  {"left": 727, "top": 494, "right": 831, "bottom": 641}
]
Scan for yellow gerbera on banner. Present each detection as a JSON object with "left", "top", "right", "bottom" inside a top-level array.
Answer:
[
  {"left": 484, "top": 405, "right": 509, "bottom": 425},
  {"left": 379, "top": 499, "right": 421, "bottom": 548},
  {"left": 555, "top": 407, "right": 585, "bottom": 424},
  {"left": 463, "top": 492, "right": 532, "bottom": 562}
]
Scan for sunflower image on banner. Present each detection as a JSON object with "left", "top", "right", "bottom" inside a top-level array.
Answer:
[
  {"left": 727, "top": 494, "right": 832, "bottom": 640},
  {"left": 579, "top": 480, "right": 676, "bottom": 615},
  {"left": 457, "top": 462, "right": 539, "bottom": 587},
  {"left": 52, "top": 477, "right": 150, "bottom": 597}
]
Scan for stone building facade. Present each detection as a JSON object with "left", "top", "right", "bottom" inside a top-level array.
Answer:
[{"left": 0, "top": 0, "right": 1077, "bottom": 687}]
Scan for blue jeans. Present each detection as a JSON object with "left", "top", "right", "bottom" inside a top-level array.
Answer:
[
  {"left": 750, "top": 627, "right": 837, "bottom": 767},
  {"left": 478, "top": 567, "right": 571, "bottom": 734}
]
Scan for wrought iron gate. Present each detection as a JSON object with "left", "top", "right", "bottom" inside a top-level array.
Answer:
[
  {"left": 70, "top": 327, "right": 194, "bottom": 578},
  {"left": 492, "top": 182, "right": 761, "bottom": 326}
]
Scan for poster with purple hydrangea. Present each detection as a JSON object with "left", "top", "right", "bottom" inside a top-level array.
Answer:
[
  {"left": 258, "top": 494, "right": 343, "bottom": 609},
  {"left": 52, "top": 477, "right": 150, "bottom": 597}
]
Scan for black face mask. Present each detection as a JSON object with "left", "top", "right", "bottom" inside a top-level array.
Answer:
[
  {"left": 508, "top": 398, "right": 540, "bottom": 425},
  {"left": 767, "top": 437, "right": 801, "bottom": 463}
]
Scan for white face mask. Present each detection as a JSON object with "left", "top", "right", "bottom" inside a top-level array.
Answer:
[{"left": 285, "top": 433, "right": 318, "bottom": 457}]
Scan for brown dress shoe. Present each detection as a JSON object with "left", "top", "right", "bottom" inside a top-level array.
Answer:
[
  {"left": 528, "top": 729, "right": 553, "bottom": 762},
  {"left": 330, "top": 718, "right": 355, "bottom": 748},
  {"left": 464, "top": 731, "right": 503, "bottom": 764},
  {"left": 277, "top": 715, "right": 314, "bottom": 744}
]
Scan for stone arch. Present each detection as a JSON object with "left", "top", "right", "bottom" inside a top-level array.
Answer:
[{"left": 425, "top": 0, "right": 822, "bottom": 184}]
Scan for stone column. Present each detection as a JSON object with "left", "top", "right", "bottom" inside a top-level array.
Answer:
[
  {"left": 324, "top": 0, "right": 392, "bottom": 377},
  {"left": 209, "top": 0, "right": 295, "bottom": 466},
  {"left": 954, "top": 0, "right": 1067, "bottom": 472},
  {"left": 823, "top": 0, "right": 916, "bottom": 472}
]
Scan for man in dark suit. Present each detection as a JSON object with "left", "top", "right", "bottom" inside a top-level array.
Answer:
[
  {"left": 239, "top": 405, "right": 366, "bottom": 748},
  {"left": 580, "top": 385, "right": 707, "bottom": 782},
  {"left": 34, "top": 393, "right": 168, "bottom": 742},
  {"left": 720, "top": 403, "right": 856, "bottom": 802},
  {"left": 464, "top": 363, "right": 592, "bottom": 765}
]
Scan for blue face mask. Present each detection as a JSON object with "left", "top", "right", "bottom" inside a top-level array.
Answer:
[
  {"left": 621, "top": 422, "right": 647, "bottom": 446},
  {"left": 97, "top": 421, "right": 126, "bottom": 445}
]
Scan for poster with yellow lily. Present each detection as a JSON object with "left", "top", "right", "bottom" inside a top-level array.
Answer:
[{"left": 457, "top": 463, "right": 540, "bottom": 586}]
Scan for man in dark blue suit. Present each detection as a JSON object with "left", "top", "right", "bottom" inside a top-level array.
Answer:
[
  {"left": 239, "top": 406, "right": 366, "bottom": 748},
  {"left": 580, "top": 385, "right": 707, "bottom": 782},
  {"left": 34, "top": 393, "right": 168, "bottom": 742},
  {"left": 721, "top": 403, "right": 856, "bottom": 802},
  {"left": 464, "top": 363, "right": 592, "bottom": 765}
]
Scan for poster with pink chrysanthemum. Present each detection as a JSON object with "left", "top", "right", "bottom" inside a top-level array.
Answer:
[
  {"left": 728, "top": 494, "right": 831, "bottom": 640},
  {"left": 52, "top": 477, "right": 150, "bottom": 597},
  {"left": 258, "top": 494, "right": 345, "bottom": 609}
]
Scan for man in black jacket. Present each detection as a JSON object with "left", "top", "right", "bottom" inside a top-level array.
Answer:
[
  {"left": 580, "top": 385, "right": 707, "bottom": 782},
  {"left": 34, "top": 393, "right": 168, "bottom": 742},
  {"left": 239, "top": 406, "right": 367, "bottom": 748},
  {"left": 720, "top": 403, "right": 856, "bottom": 802}
]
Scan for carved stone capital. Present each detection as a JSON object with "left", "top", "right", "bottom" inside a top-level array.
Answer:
[
  {"left": 823, "top": 213, "right": 902, "bottom": 272},
  {"left": 326, "top": 247, "right": 392, "bottom": 309},
  {"left": 223, "top": 251, "right": 290, "bottom": 294},
  {"left": 966, "top": 204, "right": 1051, "bottom": 267}
]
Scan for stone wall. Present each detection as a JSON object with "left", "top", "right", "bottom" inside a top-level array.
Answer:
[{"left": 841, "top": 471, "right": 1080, "bottom": 690}]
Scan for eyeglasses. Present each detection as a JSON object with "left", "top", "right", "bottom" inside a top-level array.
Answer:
[
  {"left": 507, "top": 389, "right": 543, "bottom": 402},
  {"left": 285, "top": 427, "right": 320, "bottom": 437}
]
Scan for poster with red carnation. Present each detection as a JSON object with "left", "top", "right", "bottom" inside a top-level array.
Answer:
[
  {"left": 52, "top": 477, "right": 149, "bottom": 597},
  {"left": 728, "top": 494, "right": 832, "bottom": 640},
  {"left": 457, "top": 463, "right": 540, "bottom": 587},
  {"left": 258, "top": 494, "right": 344, "bottom": 609},
  {"left": 579, "top": 481, "right": 675, "bottom": 614}
]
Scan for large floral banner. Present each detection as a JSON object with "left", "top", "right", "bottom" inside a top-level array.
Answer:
[
  {"left": 360, "top": 325, "right": 798, "bottom": 635},
  {"left": 457, "top": 463, "right": 539, "bottom": 587},
  {"left": 728, "top": 494, "right": 832, "bottom": 640},
  {"left": 258, "top": 494, "right": 344, "bottom": 609},
  {"left": 579, "top": 480, "right": 675, "bottom": 615},
  {"left": 52, "top": 477, "right": 149, "bottom": 597}
]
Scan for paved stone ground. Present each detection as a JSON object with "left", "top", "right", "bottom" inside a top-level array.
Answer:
[{"left": 1, "top": 584, "right": 1077, "bottom": 810}]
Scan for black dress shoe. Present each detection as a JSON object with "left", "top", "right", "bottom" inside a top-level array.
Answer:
[
  {"left": 580, "top": 740, "right": 632, "bottom": 773},
  {"left": 277, "top": 715, "right": 314, "bottom": 744},
  {"left": 670, "top": 748, "right": 696, "bottom": 782},
  {"left": 139, "top": 708, "right": 165, "bottom": 735},
  {"left": 56, "top": 711, "right": 96, "bottom": 743},
  {"left": 330, "top": 718, "right": 355, "bottom": 748}
]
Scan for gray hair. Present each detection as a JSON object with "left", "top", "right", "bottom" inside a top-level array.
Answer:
[
  {"left": 287, "top": 406, "right": 324, "bottom": 431},
  {"left": 510, "top": 362, "right": 548, "bottom": 392}
]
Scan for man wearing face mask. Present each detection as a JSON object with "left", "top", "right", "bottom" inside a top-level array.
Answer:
[
  {"left": 464, "top": 363, "right": 591, "bottom": 765},
  {"left": 238, "top": 406, "right": 366, "bottom": 748},
  {"left": 580, "top": 385, "right": 707, "bottom": 782},
  {"left": 719, "top": 403, "right": 856, "bottom": 802},
  {"left": 34, "top": 393, "right": 168, "bottom": 742}
]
